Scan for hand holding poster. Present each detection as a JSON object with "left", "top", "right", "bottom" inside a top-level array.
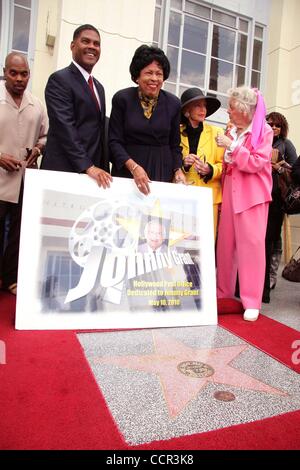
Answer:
[{"left": 16, "top": 170, "right": 217, "bottom": 329}]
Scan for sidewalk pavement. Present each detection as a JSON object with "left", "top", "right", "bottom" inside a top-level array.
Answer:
[{"left": 261, "top": 263, "right": 300, "bottom": 331}]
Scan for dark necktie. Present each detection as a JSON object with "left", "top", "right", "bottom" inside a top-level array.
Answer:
[{"left": 88, "top": 75, "right": 100, "bottom": 111}]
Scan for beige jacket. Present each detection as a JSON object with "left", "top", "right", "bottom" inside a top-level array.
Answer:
[{"left": 0, "top": 81, "right": 48, "bottom": 203}]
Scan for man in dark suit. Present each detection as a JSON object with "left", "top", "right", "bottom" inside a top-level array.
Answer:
[{"left": 41, "top": 24, "right": 112, "bottom": 188}]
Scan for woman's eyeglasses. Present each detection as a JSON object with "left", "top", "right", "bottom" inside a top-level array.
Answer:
[{"left": 267, "top": 122, "right": 281, "bottom": 129}]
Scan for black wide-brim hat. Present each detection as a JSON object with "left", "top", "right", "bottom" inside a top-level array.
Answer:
[{"left": 181, "top": 87, "right": 221, "bottom": 118}]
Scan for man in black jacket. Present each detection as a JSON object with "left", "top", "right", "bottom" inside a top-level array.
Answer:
[{"left": 41, "top": 24, "right": 111, "bottom": 188}]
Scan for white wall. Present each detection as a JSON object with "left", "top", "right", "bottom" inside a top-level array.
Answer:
[
  {"left": 31, "top": 0, "right": 60, "bottom": 101},
  {"left": 265, "top": 0, "right": 300, "bottom": 152}
]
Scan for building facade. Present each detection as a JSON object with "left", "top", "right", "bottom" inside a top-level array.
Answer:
[{"left": 0, "top": 0, "right": 299, "bottom": 143}]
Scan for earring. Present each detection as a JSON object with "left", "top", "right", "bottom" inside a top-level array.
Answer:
[{"left": 184, "top": 111, "right": 190, "bottom": 118}]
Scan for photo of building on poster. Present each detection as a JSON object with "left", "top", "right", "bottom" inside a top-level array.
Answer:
[{"left": 38, "top": 190, "right": 201, "bottom": 314}]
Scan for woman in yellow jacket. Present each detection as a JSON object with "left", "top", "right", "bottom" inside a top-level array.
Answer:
[{"left": 180, "top": 88, "right": 224, "bottom": 239}]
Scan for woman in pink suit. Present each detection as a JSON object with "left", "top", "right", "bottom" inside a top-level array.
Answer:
[{"left": 215, "top": 86, "right": 273, "bottom": 322}]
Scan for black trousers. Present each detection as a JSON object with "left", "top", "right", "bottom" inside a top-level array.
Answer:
[
  {"left": 264, "top": 189, "right": 284, "bottom": 295},
  {"left": 0, "top": 183, "right": 23, "bottom": 288}
]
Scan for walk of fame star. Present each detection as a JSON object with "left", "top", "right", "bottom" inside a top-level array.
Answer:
[{"left": 93, "top": 330, "right": 286, "bottom": 417}]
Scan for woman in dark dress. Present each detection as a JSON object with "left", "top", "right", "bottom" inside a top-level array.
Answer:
[
  {"left": 263, "top": 112, "right": 298, "bottom": 302},
  {"left": 108, "top": 45, "right": 186, "bottom": 195}
]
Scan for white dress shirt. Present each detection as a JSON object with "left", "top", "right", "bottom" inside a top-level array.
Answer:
[
  {"left": 225, "top": 123, "right": 252, "bottom": 163},
  {"left": 72, "top": 60, "right": 101, "bottom": 108}
]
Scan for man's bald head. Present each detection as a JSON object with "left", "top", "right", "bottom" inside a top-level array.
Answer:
[{"left": 5, "top": 52, "right": 29, "bottom": 69}]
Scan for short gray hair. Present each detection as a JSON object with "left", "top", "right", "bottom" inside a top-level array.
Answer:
[{"left": 228, "top": 86, "right": 257, "bottom": 117}]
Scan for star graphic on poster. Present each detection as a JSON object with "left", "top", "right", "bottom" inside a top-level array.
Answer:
[
  {"left": 116, "top": 199, "right": 192, "bottom": 248},
  {"left": 93, "top": 331, "right": 287, "bottom": 417}
]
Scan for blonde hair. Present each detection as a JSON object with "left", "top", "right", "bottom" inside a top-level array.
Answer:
[{"left": 228, "top": 86, "right": 257, "bottom": 118}]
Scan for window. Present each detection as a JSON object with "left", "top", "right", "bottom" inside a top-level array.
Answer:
[
  {"left": 209, "top": 25, "right": 235, "bottom": 93},
  {"left": 41, "top": 252, "right": 85, "bottom": 312},
  {"left": 0, "top": 0, "right": 37, "bottom": 73},
  {"left": 185, "top": 1, "right": 210, "bottom": 19},
  {"left": 12, "top": 0, "right": 32, "bottom": 53},
  {"left": 153, "top": 2, "right": 162, "bottom": 45},
  {"left": 212, "top": 10, "right": 236, "bottom": 28},
  {"left": 153, "top": 0, "right": 266, "bottom": 110},
  {"left": 171, "top": 0, "right": 182, "bottom": 8},
  {"left": 251, "top": 24, "right": 263, "bottom": 89},
  {"left": 235, "top": 23, "right": 248, "bottom": 88}
]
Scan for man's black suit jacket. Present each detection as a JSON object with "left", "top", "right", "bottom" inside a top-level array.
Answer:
[{"left": 41, "top": 63, "right": 108, "bottom": 173}]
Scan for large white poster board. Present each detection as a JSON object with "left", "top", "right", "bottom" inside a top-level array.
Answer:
[{"left": 15, "top": 170, "right": 217, "bottom": 329}]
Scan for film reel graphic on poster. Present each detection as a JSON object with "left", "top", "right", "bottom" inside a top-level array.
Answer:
[{"left": 69, "top": 199, "right": 139, "bottom": 265}]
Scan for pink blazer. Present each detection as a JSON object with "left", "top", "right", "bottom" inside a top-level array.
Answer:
[{"left": 224, "top": 123, "right": 273, "bottom": 214}]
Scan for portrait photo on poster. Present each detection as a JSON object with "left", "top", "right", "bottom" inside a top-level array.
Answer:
[{"left": 15, "top": 170, "right": 217, "bottom": 329}]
